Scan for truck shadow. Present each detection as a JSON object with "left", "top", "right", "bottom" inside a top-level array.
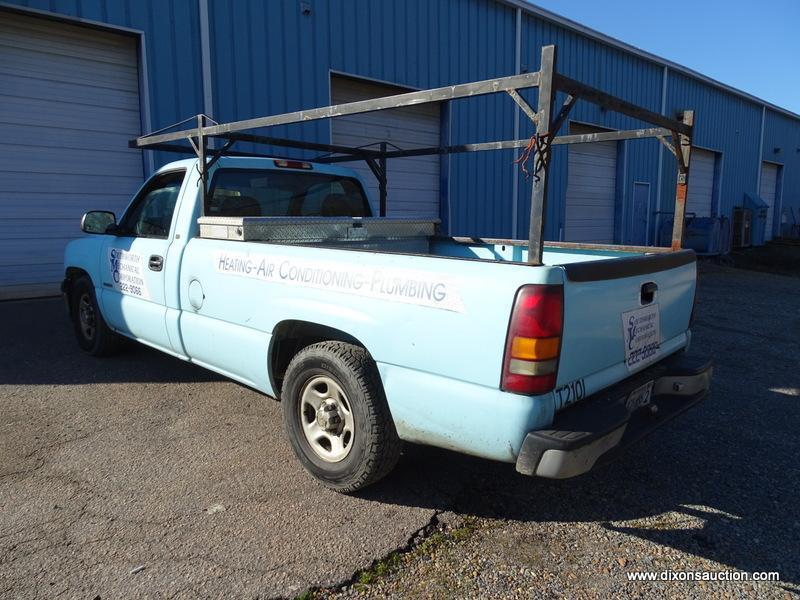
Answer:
[
  {"left": 0, "top": 297, "right": 224, "bottom": 386},
  {"left": 362, "top": 382, "right": 800, "bottom": 589}
]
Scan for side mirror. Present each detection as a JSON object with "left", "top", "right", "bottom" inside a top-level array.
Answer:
[{"left": 81, "top": 211, "right": 116, "bottom": 234}]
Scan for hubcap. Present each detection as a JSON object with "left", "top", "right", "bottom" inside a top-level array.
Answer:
[
  {"left": 299, "top": 375, "right": 354, "bottom": 463},
  {"left": 78, "top": 293, "right": 96, "bottom": 340}
]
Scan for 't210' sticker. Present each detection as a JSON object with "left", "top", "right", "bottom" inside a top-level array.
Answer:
[{"left": 554, "top": 378, "right": 586, "bottom": 410}]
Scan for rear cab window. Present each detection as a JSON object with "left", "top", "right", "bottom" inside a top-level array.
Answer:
[{"left": 207, "top": 168, "right": 371, "bottom": 218}]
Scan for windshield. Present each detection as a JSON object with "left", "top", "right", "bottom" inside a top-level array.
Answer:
[{"left": 207, "top": 168, "right": 371, "bottom": 218}]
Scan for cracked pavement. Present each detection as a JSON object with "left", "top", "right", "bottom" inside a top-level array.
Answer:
[{"left": 1, "top": 265, "right": 799, "bottom": 598}]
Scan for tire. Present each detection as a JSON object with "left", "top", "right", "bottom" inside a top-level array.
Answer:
[
  {"left": 70, "top": 276, "right": 124, "bottom": 356},
  {"left": 281, "top": 341, "right": 402, "bottom": 493}
]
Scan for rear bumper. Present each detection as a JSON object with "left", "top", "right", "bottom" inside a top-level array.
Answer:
[{"left": 515, "top": 354, "right": 712, "bottom": 478}]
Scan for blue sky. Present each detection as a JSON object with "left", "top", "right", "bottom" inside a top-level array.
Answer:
[{"left": 528, "top": 0, "right": 800, "bottom": 114}]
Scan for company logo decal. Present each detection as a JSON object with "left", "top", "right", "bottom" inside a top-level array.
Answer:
[
  {"left": 622, "top": 304, "right": 661, "bottom": 371},
  {"left": 108, "top": 248, "right": 150, "bottom": 299}
]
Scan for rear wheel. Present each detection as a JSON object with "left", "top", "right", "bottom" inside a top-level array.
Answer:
[
  {"left": 281, "top": 341, "right": 402, "bottom": 493},
  {"left": 70, "top": 276, "right": 124, "bottom": 356}
]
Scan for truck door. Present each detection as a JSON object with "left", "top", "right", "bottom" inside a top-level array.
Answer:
[{"left": 99, "top": 169, "right": 186, "bottom": 351}]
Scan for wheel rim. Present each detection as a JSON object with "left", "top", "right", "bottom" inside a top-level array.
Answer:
[
  {"left": 299, "top": 375, "right": 354, "bottom": 463},
  {"left": 78, "top": 293, "right": 96, "bottom": 341}
]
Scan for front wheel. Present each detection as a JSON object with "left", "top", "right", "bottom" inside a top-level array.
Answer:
[
  {"left": 281, "top": 341, "right": 402, "bottom": 493},
  {"left": 70, "top": 276, "right": 124, "bottom": 356}
]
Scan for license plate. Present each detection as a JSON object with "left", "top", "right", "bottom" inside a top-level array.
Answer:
[{"left": 625, "top": 380, "right": 654, "bottom": 411}]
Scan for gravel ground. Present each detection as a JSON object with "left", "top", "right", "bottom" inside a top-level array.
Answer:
[
  {"left": 324, "top": 264, "right": 800, "bottom": 599},
  {"left": 1, "top": 265, "right": 798, "bottom": 599}
]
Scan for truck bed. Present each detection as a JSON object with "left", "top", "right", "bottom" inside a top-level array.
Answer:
[{"left": 196, "top": 215, "right": 671, "bottom": 267}]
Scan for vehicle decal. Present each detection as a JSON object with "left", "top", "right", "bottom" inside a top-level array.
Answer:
[
  {"left": 622, "top": 303, "right": 661, "bottom": 371},
  {"left": 108, "top": 248, "right": 150, "bottom": 299},
  {"left": 213, "top": 250, "right": 465, "bottom": 313},
  {"left": 555, "top": 378, "right": 586, "bottom": 410}
]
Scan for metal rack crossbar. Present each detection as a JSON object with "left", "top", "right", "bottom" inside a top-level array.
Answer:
[{"left": 131, "top": 44, "right": 694, "bottom": 265}]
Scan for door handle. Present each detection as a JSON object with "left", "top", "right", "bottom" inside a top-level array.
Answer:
[{"left": 148, "top": 255, "right": 164, "bottom": 272}]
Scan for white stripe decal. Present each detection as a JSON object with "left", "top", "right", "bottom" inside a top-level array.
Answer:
[{"left": 214, "top": 250, "right": 465, "bottom": 313}]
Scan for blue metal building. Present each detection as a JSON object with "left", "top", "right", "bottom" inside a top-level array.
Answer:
[{"left": 1, "top": 0, "right": 798, "bottom": 299}]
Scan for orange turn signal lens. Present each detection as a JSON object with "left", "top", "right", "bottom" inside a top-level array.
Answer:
[{"left": 510, "top": 336, "right": 560, "bottom": 360}]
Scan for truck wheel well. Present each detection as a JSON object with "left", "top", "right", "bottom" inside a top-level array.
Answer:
[
  {"left": 63, "top": 267, "right": 90, "bottom": 313},
  {"left": 269, "top": 320, "right": 366, "bottom": 397}
]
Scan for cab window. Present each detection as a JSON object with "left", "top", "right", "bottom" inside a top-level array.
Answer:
[
  {"left": 207, "top": 169, "right": 371, "bottom": 218},
  {"left": 119, "top": 170, "right": 185, "bottom": 238}
]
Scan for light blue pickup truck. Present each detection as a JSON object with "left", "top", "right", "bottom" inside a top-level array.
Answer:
[{"left": 63, "top": 156, "right": 712, "bottom": 492}]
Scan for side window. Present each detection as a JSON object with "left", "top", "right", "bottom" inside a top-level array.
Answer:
[{"left": 119, "top": 170, "right": 185, "bottom": 238}]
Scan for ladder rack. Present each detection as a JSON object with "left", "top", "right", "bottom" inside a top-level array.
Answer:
[{"left": 131, "top": 44, "right": 694, "bottom": 265}]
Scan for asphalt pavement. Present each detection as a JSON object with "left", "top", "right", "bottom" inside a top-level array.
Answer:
[
  {"left": 1, "top": 265, "right": 798, "bottom": 599},
  {"left": 0, "top": 298, "right": 438, "bottom": 598}
]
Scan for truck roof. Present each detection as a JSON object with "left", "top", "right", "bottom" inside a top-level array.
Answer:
[
  {"left": 155, "top": 156, "right": 376, "bottom": 215},
  {"left": 155, "top": 156, "right": 366, "bottom": 182}
]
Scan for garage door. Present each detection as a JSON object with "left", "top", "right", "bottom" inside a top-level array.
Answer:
[
  {"left": 686, "top": 149, "right": 715, "bottom": 218},
  {"left": 564, "top": 123, "right": 617, "bottom": 243},
  {"left": 330, "top": 76, "right": 440, "bottom": 218},
  {"left": 0, "top": 11, "right": 142, "bottom": 299},
  {"left": 759, "top": 162, "right": 779, "bottom": 241}
]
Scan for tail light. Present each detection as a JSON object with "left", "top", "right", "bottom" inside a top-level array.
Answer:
[{"left": 501, "top": 285, "right": 563, "bottom": 395}]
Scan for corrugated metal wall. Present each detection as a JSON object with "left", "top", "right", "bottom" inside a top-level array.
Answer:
[
  {"left": 208, "top": 0, "right": 518, "bottom": 237},
  {"left": 762, "top": 111, "right": 800, "bottom": 232},
  {"left": 662, "top": 71, "right": 762, "bottom": 230},
  {"left": 4, "top": 0, "right": 799, "bottom": 244},
  {"left": 519, "top": 13, "right": 663, "bottom": 242},
  {"left": 208, "top": 0, "right": 328, "bottom": 149}
]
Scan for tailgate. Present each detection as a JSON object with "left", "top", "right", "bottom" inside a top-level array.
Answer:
[{"left": 555, "top": 250, "right": 696, "bottom": 407}]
